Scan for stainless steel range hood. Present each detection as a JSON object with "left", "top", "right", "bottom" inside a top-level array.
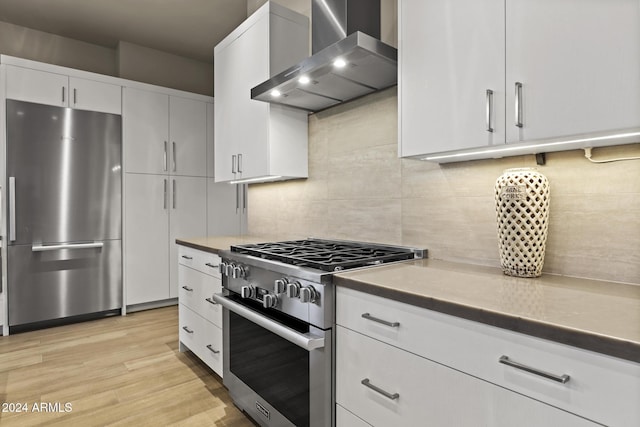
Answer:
[{"left": 251, "top": 0, "right": 397, "bottom": 113}]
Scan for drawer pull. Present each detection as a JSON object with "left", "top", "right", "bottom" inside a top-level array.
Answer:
[
  {"left": 499, "top": 355, "right": 570, "bottom": 384},
  {"left": 361, "top": 313, "right": 400, "bottom": 328},
  {"left": 205, "top": 297, "right": 218, "bottom": 305},
  {"left": 181, "top": 255, "right": 193, "bottom": 260},
  {"left": 205, "top": 262, "right": 219, "bottom": 268},
  {"left": 361, "top": 378, "right": 399, "bottom": 400},
  {"left": 182, "top": 326, "right": 194, "bottom": 334},
  {"left": 206, "top": 344, "right": 220, "bottom": 354},
  {"left": 181, "top": 286, "right": 193, "bottom": 292}
]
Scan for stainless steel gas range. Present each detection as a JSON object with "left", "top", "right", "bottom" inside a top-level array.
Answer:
[{"left": 212, "top": 238, "right": 425, "bottom": 427}]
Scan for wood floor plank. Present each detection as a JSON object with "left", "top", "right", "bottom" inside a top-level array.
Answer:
[{"left": 0, "top": 306, "right": 256, "bottom": 427}]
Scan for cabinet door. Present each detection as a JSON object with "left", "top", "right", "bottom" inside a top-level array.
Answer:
[
  {"left": 5, "top": 66, "right": 68, "bottom": 107},
  {"left": 69, "top": 77, "right": 122, "bottom": 115},
  {"left": 506, "top": 0, "right": 640, "bottom": 142},
  {"left": 124, "top": 174, "right": 170, "bottom": 305},
  {"left": 169, "top": 176, "right": 207, "bottom": 298},
  {"left": 207, "top": 179, "right": 242, "bottom": 236},
  {"left": 123, "top": 87, "right": 169, "bottom": 174},
  {"left": 169, "top": 96, "right": 207, "bottom": 177},
  {"left": 214, "top": 18, "right": 270, "bottom": 182},
  {"left": 399, "top": 0, "right": 505, "bottom": 157}
]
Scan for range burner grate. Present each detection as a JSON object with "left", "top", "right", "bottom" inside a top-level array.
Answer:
[{"left": 231, "top": 239, "right": 417, "bottom": 271}]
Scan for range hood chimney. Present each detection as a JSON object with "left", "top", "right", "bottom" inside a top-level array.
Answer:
[{"left": 251, "top": 0, "right": 397, "bottom": 112}]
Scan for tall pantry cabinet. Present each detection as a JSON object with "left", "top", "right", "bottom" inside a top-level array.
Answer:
[{"left": 123, "top": 86, "right": 209, "bottom": 306}]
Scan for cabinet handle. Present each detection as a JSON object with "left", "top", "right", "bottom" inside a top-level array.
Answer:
[
  {"left": 232, "top": 155, "right": 237, "bottom": 174},
  {"left": 73, "top": 88, "right": 77, "bottom": 105},
  {"left": 182, "top": 326, "right": 194, "bottom": 334},
  {"left": 172, "top": 179, "right": 176, "bottom": 209},
  {"left": 181, "top": 286, "right": 193, "bottom": 292},
  {"left": 163, "top": 179, "right": 168, "bottom": 209},
  {"left": 236, "top": 184, "right": 240, "bottom": 213},
  {"left": 361, "top": 378, "right": 399, "bottom": 400},
  {"left": 172, "top": 141, "right": 177, "bottom": 172},
  {"left": 9, "top": 176, "right": 16, "bottom": 241},
  {"left": 499, "top": 356, "right": 570, "bottom": 384},
  {"left": 361, "top": 313, "right": 400, "bottom": 328},
  {"left": 238, "top": 153, "right": 243, "bottom": 173},
  {"left": 164, "top": 141, "right": 168, "bottom": 171},
  {"left": 242, "top": 184, "right": 247, "bottom": 213},
  {"left": 515, "top": 82, "right": 523, "bottom": 128},
  {"left": 486, "top": 89, "right": 494, "bottom": 133},
  {"left": 205, "top": 297, "right": 218, "bottom": 305},
  {"left": 206, "top": 344, "right": 220, "bottom": 354},
  {"left": 205, "top": 263, "right": 219, "bottom": 268},
  {"left": 62, "top": 86, "right": 65, "bottom": 103},
  {"left": 181, "top": 255, "right": 193, "bottom": 260}
]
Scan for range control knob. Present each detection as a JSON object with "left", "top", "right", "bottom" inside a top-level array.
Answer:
[
  {"left": 240, "top": 285, "right": 255, "bottom": 299},
  {"left": 232, "top": 265, "right": 246, "bottom": 279},
  {"left": 262, "top": 294, "right": 278, "bottom": 309},
  {"left": 226, "top": 263, "right": 236, "bottom": 277},
  {"left": 219, "top": 262, "right": 228, "bottom": 275},
  {"left": 300, "top": 285, "right": 318, "bottom": 303},
  {"left": 274, "top": 278, "right": 289, "bottom": 294},
  {"left": 287, "top": 281, "right": 302, "bottom": 298}
]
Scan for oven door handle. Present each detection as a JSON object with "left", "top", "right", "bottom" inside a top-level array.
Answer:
[{"left": 212, "top": 293, "right": 325, "bottom": 351}]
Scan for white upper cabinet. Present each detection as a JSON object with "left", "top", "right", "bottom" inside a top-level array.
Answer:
[
  {"left": 399, "top": 0, "right": 505, "bottom": 157},
  {"left": 505, "top": 0, "right": 640, "bottom": 143},
  {"left": 6, "top": 65, "right": 122, "bottom": 114},
  {"left": 214, "top": 2, "right": 309, "bottom": 183},
  {"left": 123, "top": 88, "right": 170, "bottom": 175},
  {"left": 399, "top": 0, "right": 640, "bottom": 160},
  {"left": 123, "top": 87, "right": 207, "bottom": 177}
]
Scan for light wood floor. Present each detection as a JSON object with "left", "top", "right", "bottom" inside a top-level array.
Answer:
[{"left": 0, "top": 306, "right": 257, "bottom": 426}]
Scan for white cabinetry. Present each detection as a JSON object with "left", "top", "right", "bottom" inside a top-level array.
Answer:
[
  {"left": 336, "top": 287, "right": 640, "bottom": 427},
  {"left": 5, "top": 65, "right": 121, "bottom": 114},
  {"left": 123, "top": 85, "right": 210, "bottom": 307},
  {"left": 124, "top": 87, "right": 206, "bottom": 177},
  {"left": 399, "top": 0, "right": 640, "bottom": 160},
  {"left": 178, "top": 246, "right": 224, "bottom": 377},
  {"left": 214, "top": 2, "right": 309, "bottom": 183}
]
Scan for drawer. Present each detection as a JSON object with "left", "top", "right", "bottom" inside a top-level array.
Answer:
[
  {"left": 336, "top": 326, "right": 598, "bottom": 427},
  {"left": 178, "top": 265, "right": 202, "bottom": 312},
  {"left": 179, "top": 303, "right": 202, "bottom": 354},
  {"left": 178, "top": 245, "right": 221, "bottom": 278},
  {"left": 337, "top": 287, "right": 640, "bottom": 426},
  {"left": 199, "top": 278, "right": 223, "bottom": 327},
  {"left": 336, "top": 404, "right": 371, "bottom": 427},
  {"left": 199, "top": 320, "right": 223, "bottom": 377}
]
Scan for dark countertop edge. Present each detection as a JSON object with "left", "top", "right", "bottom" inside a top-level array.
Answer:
[
  {"left": 334, "top": 276, "right": 640, "bottom": 364},
  {"left": 175, "top": 239, "right": 223, "bottom": 255}
]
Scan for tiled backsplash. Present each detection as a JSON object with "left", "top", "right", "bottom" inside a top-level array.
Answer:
[{"left": 248, "top": 87, "right": 640, "bottom": 284}]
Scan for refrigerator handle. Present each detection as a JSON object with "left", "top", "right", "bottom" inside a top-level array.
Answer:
[{"left": 9, "top": 177, "right": 16, "bottom": 241}]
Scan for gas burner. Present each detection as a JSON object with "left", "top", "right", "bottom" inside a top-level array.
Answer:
[{"left": 231, "top": 238, "right": 423, "bottom": 272}]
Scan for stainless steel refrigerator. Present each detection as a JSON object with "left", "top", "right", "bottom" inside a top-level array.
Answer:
[{"left": 6, "top": 99, "right": 122, "bottom": 328}]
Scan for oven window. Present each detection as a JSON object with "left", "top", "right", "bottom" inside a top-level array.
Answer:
[{"left": 229, "top": 311, "right": 310, "bottom": 427}]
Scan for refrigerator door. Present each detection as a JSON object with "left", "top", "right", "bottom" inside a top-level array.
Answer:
[
  {"left": 7, "top": 240, "right": 122, "bottom": 326},
  {"left": 6, "top": 100, "right": 122, "bottom": 245}
]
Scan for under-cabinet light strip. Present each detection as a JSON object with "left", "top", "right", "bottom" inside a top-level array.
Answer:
[
  {"left": 229, "top": 175, "right": 283, "bottom": 185},
  {"left": 421, "top": 131, "right": 640, "bottom": 161}
]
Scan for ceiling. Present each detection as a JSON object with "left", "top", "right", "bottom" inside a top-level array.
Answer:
[{"left": 0, "top": 0, "right": 250, "bottom": 63}]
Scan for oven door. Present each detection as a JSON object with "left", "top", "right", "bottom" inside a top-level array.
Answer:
[{"left": 212, "top": 292, "right": 332, "bottom": 427}]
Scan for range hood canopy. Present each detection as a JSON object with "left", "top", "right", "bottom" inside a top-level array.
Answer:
[{"left": 251, "top": 0, "right": 397, "bottom": 113}]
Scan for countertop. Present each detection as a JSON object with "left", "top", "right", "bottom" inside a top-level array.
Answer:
[
  {"left": 176, "top": 236, "right": 640, "bottom": 363},
  {"left": 334, "top": 259, "right": 640, "bottom": 363}
]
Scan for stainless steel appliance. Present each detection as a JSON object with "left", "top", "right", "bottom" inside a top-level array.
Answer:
[
  {"left": 6, "top": 100, "right": 122, "bottom": 328},
  {"left": 213, "top": 239, "right": 425, "bottom": 427}
]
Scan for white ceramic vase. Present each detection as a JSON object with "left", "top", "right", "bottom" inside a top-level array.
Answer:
[{"left": 494, "top": 168, "right": 550, "bottom": 278}]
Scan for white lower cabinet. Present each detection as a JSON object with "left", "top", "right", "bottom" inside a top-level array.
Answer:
[
  {"left": 177, "top": 246, "right": 223, "bottom": 377},
  {"left": 336, "top": 287, "right": 639, "bottom": 427}
]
